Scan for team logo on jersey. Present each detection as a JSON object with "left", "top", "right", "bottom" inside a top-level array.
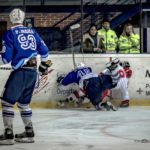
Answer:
[{"left": 18, "top": 34, "right": 37, "bottom": 50}]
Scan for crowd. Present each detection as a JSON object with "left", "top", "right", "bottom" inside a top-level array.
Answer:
[{"left": 83, "top": 19, "right": 140, "bottom": 54}]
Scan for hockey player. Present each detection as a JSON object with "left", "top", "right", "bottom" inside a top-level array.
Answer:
[
  {"left": 57, "top": 63, "right": 117, "bottom": 111},
  {"left": 102, "top": 58, "right": 130, "bottom": 107},
  {"left": 121, "top": 61, "right": 132, "bottom": 80},
  {"left": 57, "top": 63, "right": 95, "bottom": 104},
  {"left": 0, "top": 8, "right": 52, "bottom": 145}
]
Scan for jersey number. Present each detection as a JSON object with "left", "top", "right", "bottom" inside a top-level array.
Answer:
[
  {"left": 118, "top": 70, "right": 126, "bottom": 78},
  {"left": 18, "top": 34, "right": 36, "bottom": 50},
  {"left": 77, "top": 69, "right": 90, "bottom": 78}
]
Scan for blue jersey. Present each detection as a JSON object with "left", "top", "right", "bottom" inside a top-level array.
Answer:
[
  {"left": 1, "top": 25, "right": 49, "bottom": 69},
  {"left": 61, "top": 67, "right": 93, "bottom": 85}
]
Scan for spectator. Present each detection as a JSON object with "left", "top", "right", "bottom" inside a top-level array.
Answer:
[
  {"left": 98, "top": 19, "right": 118, "bottom": 53},
  {"left": 83, "top": 24, "right": 104, "bottom": 53},
  {"left": 118, "top": 23, "right": 140, "bottom": 53}
]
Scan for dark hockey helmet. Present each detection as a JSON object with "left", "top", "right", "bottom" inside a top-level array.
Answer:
[{"left": 122, "top": 61, "right": 130, "bottom": 67}]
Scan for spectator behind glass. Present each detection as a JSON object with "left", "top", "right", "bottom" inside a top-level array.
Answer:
[
  {"left": 83, "top": 24, "right": 105, "bottom": 53},
  {"left": 98, "top": 19, "right": 118, "bottom": 53},
  {"left": 118, "top": 23, "right": 140, "bottom": 53}
]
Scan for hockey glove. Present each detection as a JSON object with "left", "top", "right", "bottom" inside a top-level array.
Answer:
[
  {"left": 39, "top": 60, "right": 52, "bottom": 75},
  {"left": 57, "top": 75, "right": 65, "bottom": 84}
]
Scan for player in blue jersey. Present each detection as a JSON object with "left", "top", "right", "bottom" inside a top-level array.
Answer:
[
  {"left": 0, "top": 8, "right": 52, "bottom": 145},
  {"left": 57, "top": 63, "right": 117, "bottom": 111}
]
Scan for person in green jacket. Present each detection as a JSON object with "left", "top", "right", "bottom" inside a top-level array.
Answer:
[
  {"left": 118, "top": 23, "right": 140, "bottom": 53},
  {"left": 98, "top": 19, "right": 118, "bottom": 53}
]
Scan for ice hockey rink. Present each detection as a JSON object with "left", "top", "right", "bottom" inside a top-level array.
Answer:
[{"left": 0, "top": 107, "right": 150, "bottom": 150}]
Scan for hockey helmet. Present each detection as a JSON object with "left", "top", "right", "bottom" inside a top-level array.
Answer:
[
  {"left": 9, "top": 8, "right": 25, "bottom": 24},
  {"left": 122, "top": 61, "right": 130, "bottom": 67},
  {"left": 106, "top": 61, "right": 117, "bottom": 71},
  {"left": 112, "top": 58, "right": 120, "bottom": 64},
  {"left": 76, "top": 62, "right": 85, "bottom": 68}
]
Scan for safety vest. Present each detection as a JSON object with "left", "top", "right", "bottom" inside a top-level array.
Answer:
[
  {"left": 118, "top": 33, "right": 140, "bottom": 53},
  {"left": 98, "top": 28, "right": 118, "bottom": 52}
]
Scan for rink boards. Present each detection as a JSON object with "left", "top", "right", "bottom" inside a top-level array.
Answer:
[{"left": 0, "top": 54, "right": 150, "bottom": 107}]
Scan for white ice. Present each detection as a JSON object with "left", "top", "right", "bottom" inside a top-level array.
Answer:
[{"left": 0, "top": 107, "right": 150, "bottom": 150}]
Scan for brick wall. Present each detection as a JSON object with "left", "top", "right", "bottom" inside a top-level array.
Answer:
[
  {"left": 29, "top": 13, "right": 81, "bottom": 29},
  {"left": 0, "top": 12, "right": 92, "bottom": 50},
  {"left": 0, "top": 13, "right": 10, "bottom": 27},
  {"left": 65, "top": 16, "right": 91, "bottom": 48},
  {"left": 0, "top": 12, "right": 81, "bottom": 29}
]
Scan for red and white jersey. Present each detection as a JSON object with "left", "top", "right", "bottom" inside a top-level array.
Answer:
[
  {"left": 124, "top": 67, "right": 132, "bottom": 78},
  {"left": 102, "top": 64, "right": 126, "bottom": 85}
]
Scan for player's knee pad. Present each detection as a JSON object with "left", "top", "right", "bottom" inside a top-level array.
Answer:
[
  {"left": 1, "top": 100, "right": 14, "bottom": 118},
  {"left": 17, "top": 103, "right": 32, "bottom": 117}
]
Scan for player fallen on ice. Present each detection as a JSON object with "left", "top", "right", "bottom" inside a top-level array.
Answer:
[
  {"left": 57, "top": 63, "right": 117, "bottom": 111},
  {"left": 0, "top": 8, "right": 52, "bottom": 145}
]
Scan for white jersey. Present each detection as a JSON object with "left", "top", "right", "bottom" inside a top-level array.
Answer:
[
  {"left": 102, "top": 64, "right": 126, "bottom": 85},
  {"left": 79, "top": 72, "right": 98, "bottom": 89},
  {"left": 103, "top": 64, "right": 129, "bottom": 101},
  {"left": 80, "top": 72, "right": 98, "bottom": 81}
]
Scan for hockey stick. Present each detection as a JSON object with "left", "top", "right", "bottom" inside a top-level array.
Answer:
[{"left": 69, "top": 24, "right": 80, "bottom": 69}]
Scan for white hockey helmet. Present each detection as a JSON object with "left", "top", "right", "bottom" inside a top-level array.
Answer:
[
  {"left": 9, "top": 8, "right": 25, "bottom": 24},
  {"left": 76, "top": 62, "right": 85, "bottom": 68},
  {"left": 112, "top": 58, "right": 120, "bottom": 64},
  {"left": 106, "top": 61, "right": 117, "bottom": 71}
]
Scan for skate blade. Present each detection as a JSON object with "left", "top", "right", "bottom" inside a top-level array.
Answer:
[
  {"left": 0, "top": 139, "right": 14, "bottom": 145},
  {"left": 15, "top": 137, "right": 34, "bottom": 143}
]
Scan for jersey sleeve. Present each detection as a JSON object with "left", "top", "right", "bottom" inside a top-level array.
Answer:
[
  {"left": 102, "top": 69, "right": 111, "bottom": 75},
  {"left": 1, "top": 30, "right": 14, "bottom": 64},
  {"left": 130, "top": 34, "right": 140, "bottom": 47},
  {"left": 61, "top": 71, "right": 76, "bottom": 85},
  {"left": 113, "top": 31, "right": 118, "bottom": 46},
  {"left": 35, "top": 31, "right": 49, "bottom": 62},
  {"left": 118, "top": 35, "right": 131, "bottom": 50}
]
